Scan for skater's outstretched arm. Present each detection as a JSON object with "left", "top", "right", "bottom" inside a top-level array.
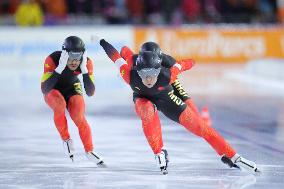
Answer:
[{"left": 100, "top": 39, "right": 131, "bottom": 84}]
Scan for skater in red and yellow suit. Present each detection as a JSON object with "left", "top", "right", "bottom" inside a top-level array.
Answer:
[
  {"left": 41, "top": 36, "right": 104, "bottom": 165},
  {"left": 99, "top": 39, "right": 259, "bottom": 174}
]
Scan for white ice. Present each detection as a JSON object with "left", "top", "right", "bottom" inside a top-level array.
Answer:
[{"left": 0, "top": 64, "right": 284, "bottom": 189}]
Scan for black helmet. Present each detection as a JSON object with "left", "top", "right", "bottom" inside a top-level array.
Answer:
[
  {"left": 62, "top": 36, "right": 85, "bottom": 53},
  {"left": 136, "top": 51, "right": 162, "bottom": 71},
  {"left": 140, "top": 42, "right": 162, "bottom": 58}
]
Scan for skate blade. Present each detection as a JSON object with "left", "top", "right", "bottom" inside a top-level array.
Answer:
[
  {"left": 233, "top": 164, "right": 240, "bottom": 169},
  {"left": 97, "top": 161, "right": 107, "bottom": 168},
  {"left": 160, "top": 167, "right": 168, "bottom": 175},
  {"left": 239, "top": 166, "right": 261, "bottom": 175},
  {"left": 69, "top": 155, "right": 74, "bottom": 162},
  {"left": 254, "top": 168, "right": 261, "bottom": 175},
  {"left": 161, "top": 170, "right": 168, "bottom": 175}
]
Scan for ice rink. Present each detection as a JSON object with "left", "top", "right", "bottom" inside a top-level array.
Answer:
[{"left": 0, "top": 63, "right": 284, "bottom": 189}]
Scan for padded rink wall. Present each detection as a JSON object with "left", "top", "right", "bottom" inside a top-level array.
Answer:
[
  {"left": 0, "top": 25, "right": 284, "bottom": 97},
  {"left": 134, "top": 26, "right": 284, "bottom": 63},
  {"left": 0, "top": 26, "right": 133, "bottom": 68},
  {"left": 1, "top": 25, "right": 284, "bottom": 67}
]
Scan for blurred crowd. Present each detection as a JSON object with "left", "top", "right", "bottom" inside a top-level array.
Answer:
[{"left": 0, "top": 0, "right": 280, "bottom": 26}]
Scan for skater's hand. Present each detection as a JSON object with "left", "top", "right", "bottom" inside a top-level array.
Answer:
[
  {"left": 99, "top": 39, "right": 106, "bottom": 46},
  {"left": 55, "top": 50, "right": 69, "bottom": 74},
  {"left": 80, "top": 51, "right": 88, "bottom": 74}
]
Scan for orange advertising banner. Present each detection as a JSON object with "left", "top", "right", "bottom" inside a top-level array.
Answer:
[{"left": 134, "top": 27, "right": 284, "bottom": 63}]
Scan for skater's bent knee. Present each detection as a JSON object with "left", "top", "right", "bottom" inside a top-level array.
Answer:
[
  {"left": 135, "top": 98, "right": 156, "bottom": 120},
  {"left": 45, "top": 90, "right": 66, "bottom": 113}
]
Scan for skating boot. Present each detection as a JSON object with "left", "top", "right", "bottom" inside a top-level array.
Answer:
[
  {"left": 155, "top": 149, "right": 169, "bottom": 175},
  {"left": 221, "top": 155, "right": 240, "bottom": 169},
  {"left": 222, "top": 154, "right": 260, "bottom": 173},
  {"left": 86, "top": 151, "right": 106, "bottom": 167},
  {"left": 63, "top": 139, "right": 75, "bottom": 162}
]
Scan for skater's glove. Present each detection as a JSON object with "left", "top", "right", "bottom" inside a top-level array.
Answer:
[
  {"left": 55, "top": 50, "right": 69, "bottom": 74},
  {"left": 80, "top": 51, "right": 88, "bottom": 74},
  {"left": 99, "top": 39, "right": 106, "bottom": 47}
]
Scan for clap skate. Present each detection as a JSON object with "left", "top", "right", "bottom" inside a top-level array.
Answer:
[
  {"left": 222, "top": 154, "right": 260, "bottom": 173},
  {"left": 155, "top": 149, "right": 169, "bottom": 175},
  {"left": 86, "top": 151, "right": 106, "bottom": 167},
  {"left": 63, "top": 139, "right": 75, "bottom": 162}
]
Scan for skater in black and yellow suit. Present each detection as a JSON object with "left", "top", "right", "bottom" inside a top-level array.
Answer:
[
  {"left": 99, "top": 38, "right": 259, "bottom": 174},
  {"left": 120, "top": 42, "right": 211, "bottom": 126}
]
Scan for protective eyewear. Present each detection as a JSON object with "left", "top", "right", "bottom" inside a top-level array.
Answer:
[
  {"left": 68, "top": 51, "right": 83, "bottom": 60},
  {"left": 137, "top": 68, "right": 161, "bottom": 80}
]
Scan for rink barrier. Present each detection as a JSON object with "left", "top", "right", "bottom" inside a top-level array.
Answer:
[
  {"left": 134, "top": 26, "right": 284, "bottom": 63},
  {"left": 0, "top": 26, "right": 133, "bottom": 68},
  {"left": 1, "top": 25, "right": 284, "bottom": 66}
]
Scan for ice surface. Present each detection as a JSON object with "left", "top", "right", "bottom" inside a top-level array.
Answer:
[{"left": 0, "top": 65, "right": 284, "bottom": 189}]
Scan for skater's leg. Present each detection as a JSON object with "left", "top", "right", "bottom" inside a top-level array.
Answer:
[
  {"left": 184, "top": 98, "right": 200, "bottom": 116},
  {"left": 172, "top": 79, "right": 212, "bottom": 126},
  {"left": 135, "top": 98, "right": 168, "bottom": 174},
  {"left": 179, "top": 106, "right": 236, "bottom": 158},
  {"left": 185, "top": 99, "right": 212, "bottom": 127},
  {"left": 68, "top": 95, "right": 104, "bottom": 166},
  {"left": 159, "top": 92, "right": 235, "bottom": 158},
  {"left": 68, "top": 95, "right": 93, "bottom": 152},
  {"left": 162, "top": 94, "right": 258, "bottom": 172},
  {"left": 172, "top": 79, "right": 199, "bottom": 116},
  {"left": 135, "top": 98, "right": 163, "bottom": 154},
  {"left": 44, "top": 89, "right": 70, "bottom": 140}
]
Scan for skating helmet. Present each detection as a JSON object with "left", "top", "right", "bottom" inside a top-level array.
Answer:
[
  {"left": 135, "top": 51, "right": 162, "bottom": 79},
  {"left": 140, "top": 42, "right": 162, "bottom": 58},
  {"left": 62, "top": 36, "right": 85, "bottom": 60}
]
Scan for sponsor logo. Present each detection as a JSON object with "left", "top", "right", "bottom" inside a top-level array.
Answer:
[
  {"left": 168, "top": 90, "right": 185, "bottom": 106},
  {"left": 173, "top": 80, "right": 188, "bottom": 97}
]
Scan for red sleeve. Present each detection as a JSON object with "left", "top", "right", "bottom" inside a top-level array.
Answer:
[
  {"left": 113, "top": 58, "right": 131, "bottom": 84},
  {"left": 43, "top": 56, "right": 56, "bottom": 73},
  {"left": 120, "top": 46, "right": 134, "bottom": 60},
  {"left": 86, "top": 58, "right": 94, "bottom": 75},
  {"left": 177, "top": 59, "right": 195, "bottom": 72},
  {"left": 41, "top": 56, "right": 56, "bottom": 83},
  {"left": 169, "top": 67, "right": 180, "bottom": 84},
  {"left": 41, "top": 56, "right": 60, "bottom": 94},
  {"left": 120, "top": 46, "right": 135, "bottom": 68}
]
